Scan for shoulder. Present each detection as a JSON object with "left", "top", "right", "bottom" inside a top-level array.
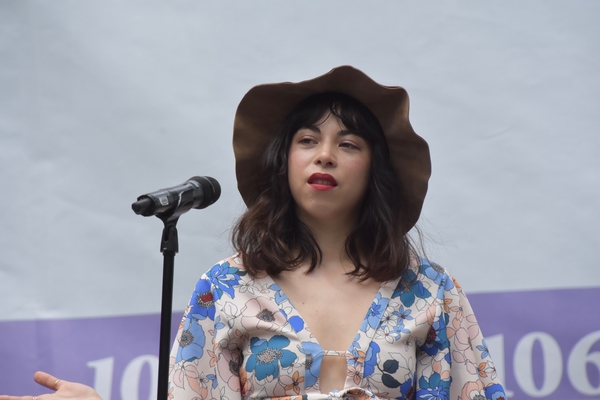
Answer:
[
  {"left": 197, "top": 255, "right": 272, "bottom": 302},
  {"left": 395, "top": 257, "right": 457, "bottom": 296},
  {"left": 191, "top": 256, "right": 247, "bottom": 302},
  {"left": 203, "top": 255, "right": 247, "bottom": 281},
  {"left": 203, "top": 255, "right": 267, "bottom": 280},
  {"left": 417, "top": 258, "right": 453, "bottom": 285}
]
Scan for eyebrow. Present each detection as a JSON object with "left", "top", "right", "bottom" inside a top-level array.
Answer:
[{"left": 301, "top": 126, "right": 356, "bottom": 136}]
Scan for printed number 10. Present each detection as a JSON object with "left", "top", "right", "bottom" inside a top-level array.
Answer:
[{"left": 87, "top": 356, "right": 159, "bottom": 400}]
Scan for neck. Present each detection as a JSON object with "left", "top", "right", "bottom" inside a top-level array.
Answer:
[{"left": 299, "top": 213, "right": 358, "bottom": 271}]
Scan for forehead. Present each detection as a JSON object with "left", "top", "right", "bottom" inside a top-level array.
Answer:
[
  {"left": 295, "top": 113, "right": 369, "bottom": 139},
  {"left": 281, "top": 94, "right": 385, "bottom": 151}
]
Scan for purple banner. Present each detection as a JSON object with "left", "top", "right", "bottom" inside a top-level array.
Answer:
[
  {"left": 469, "top": 287, "right": 600, "bottom": 399},
  {"left": 1, "top": 288, "right": 599, "bottom": 399},
  {"left": 0, "top": 314, "right": 181, "bottom": 400}
]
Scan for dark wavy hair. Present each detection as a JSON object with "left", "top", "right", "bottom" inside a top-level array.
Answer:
[{"left": 232, "top": 92, "right": 420, "bottom": 282}]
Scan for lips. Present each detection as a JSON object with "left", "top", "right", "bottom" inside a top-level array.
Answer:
[{"left": 308, "top": 173, "right": 337, "bottom": 191}]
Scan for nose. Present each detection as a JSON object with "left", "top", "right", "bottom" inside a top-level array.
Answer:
[{"left": 314, "top": 142, "right": 337, "bottom": 167}]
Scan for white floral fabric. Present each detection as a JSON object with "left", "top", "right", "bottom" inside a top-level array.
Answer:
[{"left": 168, "top": 256, "right": 506, "bottom": 400}]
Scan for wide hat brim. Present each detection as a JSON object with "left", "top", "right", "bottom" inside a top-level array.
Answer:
[{"left": 233, "top": 65, "right": 431, "bottom": 232}]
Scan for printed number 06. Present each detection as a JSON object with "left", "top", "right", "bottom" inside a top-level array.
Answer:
[{"left": 567, "top": 331, "right": 600, "bottom": 396}]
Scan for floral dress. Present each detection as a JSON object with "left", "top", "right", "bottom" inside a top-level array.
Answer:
[{"left": 168, "top": 256, "right": 506, "bottom": 400}]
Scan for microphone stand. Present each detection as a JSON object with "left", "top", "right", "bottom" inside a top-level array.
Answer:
[
  {"left": 156, "top": 214, "right": 179, "bottom": 400},
  {"left": 132, "top": 176, "right": 221, "bottom": 400}
]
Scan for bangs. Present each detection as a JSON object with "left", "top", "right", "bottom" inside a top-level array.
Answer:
[{"left": 284, "top": 92, "right": 386, "bottom": 145}]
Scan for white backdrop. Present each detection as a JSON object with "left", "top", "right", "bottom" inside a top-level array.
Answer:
[{"left": 1, "top": 2, "right": 599, "bottom": 399}]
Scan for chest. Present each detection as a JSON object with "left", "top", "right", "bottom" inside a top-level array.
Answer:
[
  {"left": 219, "top": 270, "right": 434, "bottom": 398},
  {"left": 272, "top": 269, "right": 382, "bottom": 351}
]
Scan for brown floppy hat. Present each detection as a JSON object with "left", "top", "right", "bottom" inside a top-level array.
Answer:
[{"left": 233, "top": 65, "right": 431, "bottom": 231}]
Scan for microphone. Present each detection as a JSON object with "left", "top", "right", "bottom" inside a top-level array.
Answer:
[{"left": 131, "top": 176, "right": 221, "bottom": 218}]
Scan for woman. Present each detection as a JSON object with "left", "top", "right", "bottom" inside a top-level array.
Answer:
[{"left": 0, "top": 66, "right": 506, "bottom": 400}]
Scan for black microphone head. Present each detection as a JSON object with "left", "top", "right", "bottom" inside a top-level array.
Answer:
[{"left": 191, "top": 176, "right": 221, "bottom": 209}]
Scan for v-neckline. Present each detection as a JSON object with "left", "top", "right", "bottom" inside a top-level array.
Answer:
[
  {"left": 259, "top": 273, "right": 401, "bottom": 393},
  {"left": 262, "top": 273, "right": 401, "bottom": 354}
]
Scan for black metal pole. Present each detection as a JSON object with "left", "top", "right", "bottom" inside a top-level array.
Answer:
[
  {"left": 157, "top": 221, "right": 178, "bottom": 400},
  {"left": 131, "top": 176, "right": 221, "bottom": 400}
]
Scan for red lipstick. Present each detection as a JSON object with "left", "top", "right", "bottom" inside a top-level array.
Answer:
[{"left": 308, "top": 173, "right": 337, "bottom": 191}]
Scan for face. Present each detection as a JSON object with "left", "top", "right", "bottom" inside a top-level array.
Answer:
[{"left": 287, "top": 112, "right": 372, "bottom": 225}]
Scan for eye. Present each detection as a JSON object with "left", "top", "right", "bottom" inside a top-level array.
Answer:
[
  {"left": 339, "top": 133, "right": 368, "bottom": 151},
  {"left": 340, "top": 141, "right": 359, "bottom": 149},
  {"left": 297, "top": 136, "right": 317, "bottom": 145}
]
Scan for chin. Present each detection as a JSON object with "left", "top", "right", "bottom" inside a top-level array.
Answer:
[{"left": 301, "top": 207, "right": 357, "bottom": 224}]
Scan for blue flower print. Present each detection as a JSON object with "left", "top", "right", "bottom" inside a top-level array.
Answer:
[
  {"left": 420, "top": 313, "right": 450, "bottom": 356},
  {"left": 393, "top": 269, "right": 432, "bottom": 307},
  {"left": 189, "top": 278, "right": 216, "bottom": 321},
  {"left": 399, "top": 377, "right": 415, "bottom": 399},
  {"left": 485, "top": 383, "right": 507, "bottom": 400},
  {"left": 207, "top": 374, "right": 218, "bottom": 389},
  {"left": 175, "top": 317, "right": 206, "bottom": 363},
  {"left": 246, "top": 335, "right": 297, "bottom": 380},
  {"left": 269, "top": 283, "right": 290, "bottom": 305},
  {"left": 420, "top": 261, "right": 454, "bottom": 292},
  {"left": 477, "top": 339, "right": 490, "bottom": 359},
  {"left": 391, "top": 305, "right": 413, "bottom": 335},
  {"left": 363, "top": 341, "right": 380, "bottom": 377},
  {"left": 417, "top": 372, "right": 450, "bottom": 400},
  {"left": 214, "top": 315, "right": 225, "bottom": 332},
  {"left": 289, "top": 315, "right": 305, "bottom": 332},
  {"left": 394, "top": 305, "right": 413, "bottom": 321},
  {"left": 206, "top": 261, "right": 246, "bottom": 301},
  {"left": 348, "top": 334, "right": 363, "bottom": 369},
  {"left": 298, "top": 341, "right": 323, "bottom": 388},
  {"left": 362, "top": 293, "right": 389, "bottom": 331}
]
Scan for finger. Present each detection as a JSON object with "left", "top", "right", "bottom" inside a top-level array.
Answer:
[
  {"left": 0, "top": 396, "right": 36, "bottom": 400},
  {"left": 33, "top": 371, "right": 62, "bottom": 391}
]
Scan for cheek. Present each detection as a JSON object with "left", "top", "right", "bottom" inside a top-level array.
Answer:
[
  {"left": 287, "top": 148, "right": 311, "bottom": 177},
  {"left": 287, "top": 152, "right": 305, "bottom": 193},
  {"left": 357, "top": 164, "right": 371, "bottom": 193},
  {"left": 287, "top": 153, "right": 299, "bottom": 183},
  {"left": 353, "top": 156, "right": 372, "bottom": 187},
  {"left": 355, "top": 162, "right": 372, "bottom": 202}
]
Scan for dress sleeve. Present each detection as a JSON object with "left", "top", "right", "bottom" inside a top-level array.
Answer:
[
  {"left": 168, "top": 275, "right": 243, "bottom": 400},
  {"left": 415, "top": 271, "right": 507, "bottom": 400}
]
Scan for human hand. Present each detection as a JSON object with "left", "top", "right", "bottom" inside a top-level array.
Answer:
[{"left": 0, "top": 371, "right": 102, "bottom": 400}]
